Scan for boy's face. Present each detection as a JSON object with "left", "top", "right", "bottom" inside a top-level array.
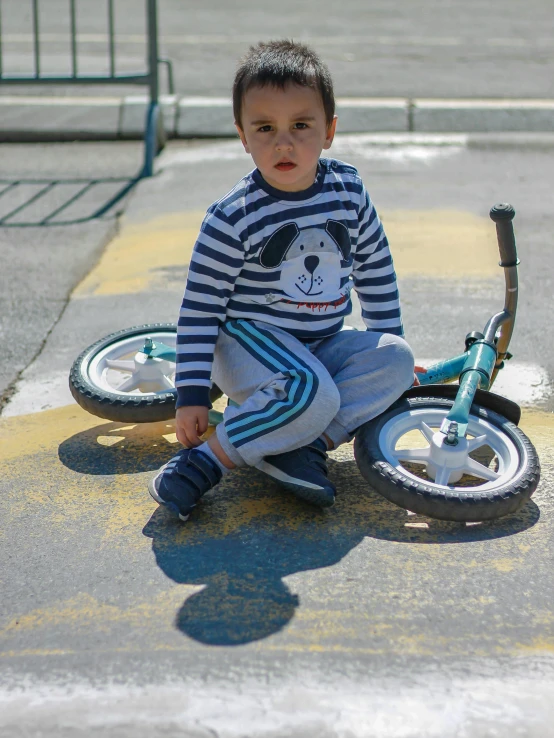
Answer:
[{"left": 236, "top": 82, "right": 337, "bottom": 192}]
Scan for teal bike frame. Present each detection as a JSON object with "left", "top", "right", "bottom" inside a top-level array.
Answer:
[
  {"left": 140, "top": 204, "right": 519, "bottom": 440},
  {"left": 415, "top": 203, "right": 519, "bottom": 441}
]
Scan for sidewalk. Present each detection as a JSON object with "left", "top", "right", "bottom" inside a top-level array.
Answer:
[{"left": 2, "top": 94, "right": 554, "bottom": 140}]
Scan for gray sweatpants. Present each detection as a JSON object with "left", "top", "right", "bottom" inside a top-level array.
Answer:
[{"left": 211, "top": 319, "right": 415, "bottom": 468}]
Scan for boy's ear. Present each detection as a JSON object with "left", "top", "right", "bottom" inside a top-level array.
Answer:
[
  {"left": 235, "top": 123, "right": 250, "bottom": 153},
  {"left": 323, "top": 115, "right": 337, "bottom": 150}
]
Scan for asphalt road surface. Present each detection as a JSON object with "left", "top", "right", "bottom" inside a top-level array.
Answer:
[
  {"left": 1, "top": 0, "right": 554, "bottom": 99},
  {"left": 0, "top": 141, "right": 144, "bottom": 406},
  {"left": 0, "top": 136, "right": 553, "bottom": 736}
]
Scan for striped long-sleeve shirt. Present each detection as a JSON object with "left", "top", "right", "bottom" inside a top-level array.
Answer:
[{"left": 176, "top": 157, "right": 403, "bottom": 408}]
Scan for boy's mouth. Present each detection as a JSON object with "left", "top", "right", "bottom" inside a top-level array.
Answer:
[{"left": 275, "top": 161, "right": 296, "bottom": 171}]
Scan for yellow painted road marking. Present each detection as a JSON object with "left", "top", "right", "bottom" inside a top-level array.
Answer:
[
  {"left": 1, "top": 404, "right": 551, "bottom": 542},
  {"left": 0, "top": 407, "right": 176, "bottom": 545},
  {"left": 0, "top": 591, "right": 192, "bottom": 636},
  {"left": 519, "top": 409, "right": 554, "bottom": 451},
  {"left": 74, "top": 211, "right": 204, "bottom": 297},
  {"left": 1, "top": 591, "right": 553, "bottom": 658},
  {"left": 384, "top": 209, "right": 500, "bottom": 277},
  {"left": 72, "top": 208, "right": 500, "bottom": 299},
  {"left": 0, "top": 405, "right": 552, "bottom": 656}
]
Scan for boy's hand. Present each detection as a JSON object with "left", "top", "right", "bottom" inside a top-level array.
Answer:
[
  {"left": 175, "top": 406, "right": 209, "bottom": 447},
  {"left": 413, "top": 365, "right": 427, "bottom": 386}
]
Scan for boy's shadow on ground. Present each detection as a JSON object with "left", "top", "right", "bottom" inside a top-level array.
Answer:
[
  {"left": 58, "top": 419, "right": 177, "bottom": 475},
  {"left": 58, "top": 422, "right": 540, "bottom": 647},
  {"left": 143, "top": 459, "right": 540, "bottom": 647}
]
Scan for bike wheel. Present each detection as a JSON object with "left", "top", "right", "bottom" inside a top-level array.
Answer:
[
  {"left": 69, "top": 324, "right": 179, "bottom": 422},
  {"left": 354, "top": 396, "right": 540, "bottom": 522}
]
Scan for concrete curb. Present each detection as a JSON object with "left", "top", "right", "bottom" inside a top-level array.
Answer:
[{"left": 1, "top": 95, "right": 554, "bottom": 140}]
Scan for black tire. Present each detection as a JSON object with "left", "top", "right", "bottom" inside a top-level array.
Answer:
[
  {"left": 69, "top": 323, "right": 225, "bottom": 423},
  {"left": 354, "top": 396, "right": 540, "bottom": 522},
  {"left": 69, "top": 324, "right": 179, "bottom": 423}
]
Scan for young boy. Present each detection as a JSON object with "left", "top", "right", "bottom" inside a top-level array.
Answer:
[{"left": 149, "top": 39, "right": 415, "bottom": 521}]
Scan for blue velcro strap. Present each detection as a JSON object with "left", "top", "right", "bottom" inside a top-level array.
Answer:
[{"left": 174, "top": 449, "right": 221, "bottom": 489}]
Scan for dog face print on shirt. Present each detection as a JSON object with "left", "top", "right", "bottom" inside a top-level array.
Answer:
[{"left": 259, "top": 220, "right": 351, "bottom": 303}]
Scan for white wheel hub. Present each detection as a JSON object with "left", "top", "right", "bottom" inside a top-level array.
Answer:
[
  {"left": 379, "top": 407, "right": 520, "bottom": 491},
  {"left": 87, "top": 332, "right": 177, "bottom": 396}
]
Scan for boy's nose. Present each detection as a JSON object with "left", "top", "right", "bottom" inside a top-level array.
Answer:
[{"left": 275, "top": 135, "right": 293, "bottom": 151}]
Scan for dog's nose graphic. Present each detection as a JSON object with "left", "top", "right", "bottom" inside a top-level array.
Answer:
[{"left": 304, "top": 255, "right": 319, "bottom": 274}]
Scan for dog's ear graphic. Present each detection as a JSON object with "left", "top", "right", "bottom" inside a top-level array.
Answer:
[
  {"left": 326, "top": 220, "right": 351, "bottom": 260},
  {"left": 259, "top": 223, "right": 300, "bottom": 268}
]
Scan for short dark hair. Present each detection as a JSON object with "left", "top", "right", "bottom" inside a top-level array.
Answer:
[{"left": 233, "top": 40, "right": 335, "bottom": 128}]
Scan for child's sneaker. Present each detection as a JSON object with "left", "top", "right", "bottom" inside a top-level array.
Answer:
[
  {"left": 148, "top": 447, "right": 222, "bottom": 521},
  {"left": 256, "top": 437, "right": 335, "bottom": 508}
]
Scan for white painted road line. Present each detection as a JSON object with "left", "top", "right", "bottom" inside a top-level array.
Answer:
[
  {"left": 2, "top": 361, "right": 549, "bottom": 418},
  {"left": 1, "top": 674, "right": 554, "bottom": 737},
  {"left": 417, "top": 360, "right": 551, "bottom": 407},
  {"left": 163, "top": 134, "right": 467, "bottom": 167}
]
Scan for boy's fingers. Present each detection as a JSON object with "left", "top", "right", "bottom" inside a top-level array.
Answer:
[
  {"left": 176, "top": 425, "right": 190, "bottom": 447},
  {"left": 176, "top": 418, "right": 194, "bottom": 447},
  {"left": 184, "top": 417, "right": 201, "bottom": 446},
  {"left": 197, "top": 413, "right": 209, "bottom": 435},
  {"left": 412, "top": 364, "right": 427, "bottom": 385}
]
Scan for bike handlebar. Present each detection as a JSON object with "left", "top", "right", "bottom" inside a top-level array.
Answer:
[
  {"left": 486, "top": 202, "right": 518, "bottom": 386},
  {"left": 490, "top": 203, "right": 518, "bottom": 266}
]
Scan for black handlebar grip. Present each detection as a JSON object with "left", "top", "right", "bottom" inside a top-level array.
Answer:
[
  {"left": 490, "top": 203, "right": 518, "bottom": 266},
  {"left": 490, "top": 203, "right": 515, "bottom": 222}
]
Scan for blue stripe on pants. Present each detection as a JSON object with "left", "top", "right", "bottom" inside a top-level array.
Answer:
[{"left": 222, "top": 320, "right": 319, "bottom": 448}]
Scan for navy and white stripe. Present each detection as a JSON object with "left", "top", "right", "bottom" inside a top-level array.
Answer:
[
  {"left": 176, "top": 158, "right": 403, "bottom": 408},
  {"left": 221, "top": 320, "right": 319, "bottom": 448}
]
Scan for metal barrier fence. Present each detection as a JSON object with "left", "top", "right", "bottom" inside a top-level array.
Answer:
[{"left": 0, "top": 0, "right": 173, "bottom": 177}]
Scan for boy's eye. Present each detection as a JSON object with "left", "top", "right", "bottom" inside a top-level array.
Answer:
[
  {"left": 294, "top": 122, "right": 308, "bottom": 129},
  {"left": 257, "top": 125, "right": 272, "bottom": 132}
]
